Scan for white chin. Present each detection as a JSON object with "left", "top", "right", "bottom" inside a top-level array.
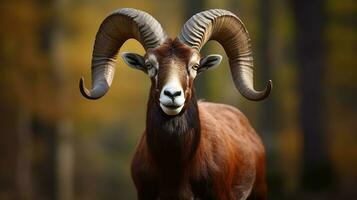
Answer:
[{"left": 160, "top": 103, "right": 184, "bottom": 116}]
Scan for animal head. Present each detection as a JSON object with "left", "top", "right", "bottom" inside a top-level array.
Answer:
[
  {"left": 80, "top": 8, "right": 272, "bottom": 116},
  {"left": 121, "top": 39, "right": 222, "bottom": 115}
]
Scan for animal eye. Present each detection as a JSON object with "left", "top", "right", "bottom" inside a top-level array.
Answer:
[
  {"left": 146, "top": 62, "right": 153, "bottom": 69},
  {"left": 192, "top": 64, "right": 199, "bottom": 70}
]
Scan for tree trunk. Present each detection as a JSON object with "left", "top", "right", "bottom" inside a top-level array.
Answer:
[
  {"left": 16, "top": 109, "right": 33, "bottom": 200},
  {"left": 292, "top": 0, "right": 333, "bottom": 191},
  {"left": 51, "top": 0, "right": 74, "bottom": 199}
]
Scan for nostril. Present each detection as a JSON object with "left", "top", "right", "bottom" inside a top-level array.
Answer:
[
  {"left": 164, "top": 90, "right": 173, "bottom": 98},
  {"left": 164, "top": 89, "right": 182, "bottom": 99},
  {"left": 173, "top": 91, "right": 181, "bottom": 97}
]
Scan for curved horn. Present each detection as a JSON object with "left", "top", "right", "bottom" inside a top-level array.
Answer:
[
  {"left": 80, "top": 8, "right": 167, "bottom": 99},
  {"left": 178, "top": 9, "right": 272, "bottom": 101}
]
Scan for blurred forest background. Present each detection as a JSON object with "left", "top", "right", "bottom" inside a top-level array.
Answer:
[{"left": 0, "top": 0, "right": 356, "bottom": 199}]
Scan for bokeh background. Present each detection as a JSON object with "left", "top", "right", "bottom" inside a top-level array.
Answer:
[{"left": 1, "top": 0, "right": 356, "bottom": 199}]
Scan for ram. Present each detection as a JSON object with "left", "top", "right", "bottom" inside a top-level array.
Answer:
[{"left": 80, "top": 8, "right": 272, "bottom": 200}]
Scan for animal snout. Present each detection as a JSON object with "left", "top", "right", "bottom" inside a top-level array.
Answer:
[
  {"left": 163, "top": 88, "right": 182, "bottom": 100},
  {"left": 159, "top": 82, "right": 186, "bottom": 112}
]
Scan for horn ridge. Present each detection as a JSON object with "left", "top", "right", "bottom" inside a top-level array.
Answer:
[
  {"left": 178, "top": 9, "right": 272, "bottom": 101},
  {"left": 80, "top": 8, "right": 167, "bottom": 100}
]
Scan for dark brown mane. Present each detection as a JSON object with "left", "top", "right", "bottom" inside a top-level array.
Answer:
[{"left": 140, "top": 80, "right": 200, "bottom": 199}]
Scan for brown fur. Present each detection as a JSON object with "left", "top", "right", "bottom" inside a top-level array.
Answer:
[
  {"left": 149, "top": 38, "right": 194, "bottom": 91},
  {"left": 131, "top": 38, "right": 267, "bottom": 200}
]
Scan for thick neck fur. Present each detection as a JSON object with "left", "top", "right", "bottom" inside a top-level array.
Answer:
[{"left": 145, "top": 88, "right": 200, "bottom": 194}]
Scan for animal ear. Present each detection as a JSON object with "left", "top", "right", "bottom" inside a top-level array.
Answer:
[
  {"left": 198, "top": 54, "right": 222, "bottom": 74},
  {"left": 121, "top": 52, "right": 146, "bottom": 72}
]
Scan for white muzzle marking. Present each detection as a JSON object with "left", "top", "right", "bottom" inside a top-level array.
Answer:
[{"left": 159, "top": 75, "right": 185, "bottom": 116}]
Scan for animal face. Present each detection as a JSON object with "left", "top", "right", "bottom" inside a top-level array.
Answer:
[{"left": 122, "top": 39, "right": 222, "bottom": 116}]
